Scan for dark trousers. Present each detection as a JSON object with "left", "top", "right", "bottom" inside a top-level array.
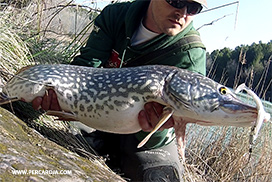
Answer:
[{"left": 83, "top": 131, "right": 183, "bottom": 181}]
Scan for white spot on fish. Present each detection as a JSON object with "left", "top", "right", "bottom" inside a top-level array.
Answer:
[
  {"left": 119, "top": 88, "right": 127, "bottom": 93},
  {"left": 111, "top": 88, "right": 117, "bottom": 93},
  {"left": 140, "top": 80, "right": 152, "bottom": 90},
  {"left": 99, "top": 90, "right": 109, "bottom": 96},
  {"left": 133, "top": 84, "right": 139, "bottom": 89},
  {"left": 63, "top": 77, "right": 68, "bottom": 82},
  {"left": 90, "top": 89, "right": 97, "bottom": 95},
  {"left": 128, "top": 83, "right": 133, "bottom": 89},
  {"left": 150, "top": 86, "right": 158, "bottom": 91}
]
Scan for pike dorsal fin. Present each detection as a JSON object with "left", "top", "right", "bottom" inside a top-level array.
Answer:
[{"left": 16, "top": 65, "right": 35, "bottom": 75}]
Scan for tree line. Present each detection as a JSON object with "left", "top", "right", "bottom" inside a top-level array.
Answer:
[{"left": 206, "top": 40, "right": 272, "bottom": 101}]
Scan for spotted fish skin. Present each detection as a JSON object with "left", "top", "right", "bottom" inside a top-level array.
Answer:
[
  {"left": 1, "top": 64, "right": 258, "bottom": 134},
  {"left": 3, "top": 64, "right": 173, "bottom": 133}
]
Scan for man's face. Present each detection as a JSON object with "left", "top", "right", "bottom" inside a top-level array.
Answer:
[{"left": 144, "top": 0, "right": 196, "bottom": 36}]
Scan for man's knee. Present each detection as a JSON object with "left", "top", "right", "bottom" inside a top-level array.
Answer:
[{"left": 143, "top": 165, "right": 181, "bottom": 182}]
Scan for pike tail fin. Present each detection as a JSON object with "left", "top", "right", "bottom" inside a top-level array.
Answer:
[{"left": 0, "top": 69, "right": 20, "bottom": 105}]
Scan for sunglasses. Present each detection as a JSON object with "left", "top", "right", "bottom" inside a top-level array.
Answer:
[{"left": 165, "top": 0, "right": 203, "bottom": 15}]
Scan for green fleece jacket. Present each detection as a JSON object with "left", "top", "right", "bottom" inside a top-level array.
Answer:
[{"left": 71, "top": 0, "right": 206, "bottom": 149}]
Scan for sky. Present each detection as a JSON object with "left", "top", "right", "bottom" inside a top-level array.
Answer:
[
  {"left": 74, "top": 0, "right": 272, "bottom": 53},
  {"left": 194, "top": 0, "right": 272, "bottom": 52}
]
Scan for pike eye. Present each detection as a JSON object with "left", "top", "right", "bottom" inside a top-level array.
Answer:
[{"left": 219, "top": 87, "right": 227, "bottom": 95}]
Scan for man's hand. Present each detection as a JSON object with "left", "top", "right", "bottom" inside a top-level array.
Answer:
[
  {"left": 32, "top": 89, "right": 61, "bottom": 111},
  {"left": 138, "top": 102, "right": 174, "bottom": 132}
]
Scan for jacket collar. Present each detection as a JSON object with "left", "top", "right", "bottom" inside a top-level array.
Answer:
[
  {"left": 125, "top": 0, "right": 194, "bottom": 44},
  {"left": 125, "top": 0, "right": 150, "bottom": 38}
]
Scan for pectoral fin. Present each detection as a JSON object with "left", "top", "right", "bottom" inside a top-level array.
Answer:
[
  {"left": 46, "top": 110, "right": 79, "bottom": 121},
  {"left": 137, "top": 106, "right": 174, "bottom": 148}
]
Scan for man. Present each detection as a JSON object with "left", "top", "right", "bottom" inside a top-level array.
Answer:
[{"left": 33, "top": 0, "right": 207, "bottom": 181}]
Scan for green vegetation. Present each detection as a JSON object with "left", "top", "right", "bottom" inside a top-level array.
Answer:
[
  {"left": 208, "top": 42, "right": 272, "bottom": 101},
  {"left": 0, "top": 0, "right": 271, "bottom": 181}
]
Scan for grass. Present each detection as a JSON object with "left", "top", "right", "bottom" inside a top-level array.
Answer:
[
  {"left": 184, "top": 123, "right": 272, "bottom": 181},
  {"left": 0, "top": 0, "right": 271, "bottom": 181},
  {"left": 0, "top": 12, "right": 34, "bottom": 80}
]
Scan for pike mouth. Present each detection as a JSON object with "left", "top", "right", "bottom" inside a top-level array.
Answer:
[
  {"left": 219, "top": 97, "right": 258, "bottom": 116},
  {"left": 185, "top": 94, "right": 258, "bottom": 127}
]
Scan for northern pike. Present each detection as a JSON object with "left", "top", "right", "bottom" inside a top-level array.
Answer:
[{"left": 0, "top": 64, "right": 269, "bottom": 159}]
